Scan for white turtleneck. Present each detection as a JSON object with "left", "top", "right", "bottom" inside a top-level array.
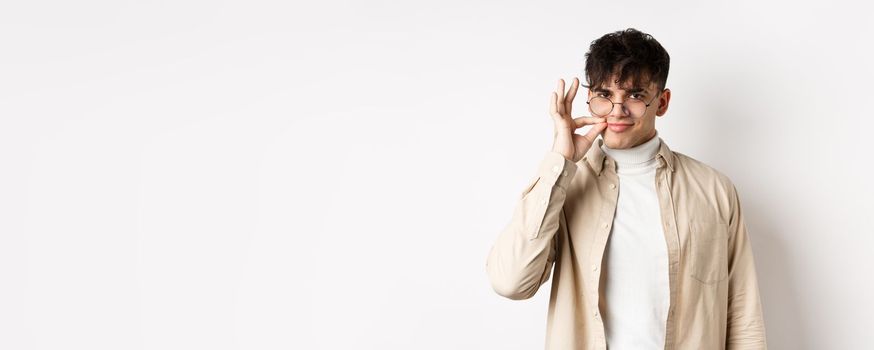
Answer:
[{"left": 598, "top": 131, "right": 670, "bottom": 350}]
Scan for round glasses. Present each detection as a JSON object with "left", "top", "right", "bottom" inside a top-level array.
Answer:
[{"left": 586, "top": 93, "right": 660, "bottom": 118}]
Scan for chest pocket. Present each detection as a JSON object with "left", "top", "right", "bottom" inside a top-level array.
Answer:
[{"left": 688, "top": 220, "right": 729, "bottom": 284}]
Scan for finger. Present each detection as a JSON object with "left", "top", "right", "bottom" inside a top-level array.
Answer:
[
  {"left": 582, "top": 122, "right": 608, "bottom": 143},
  {"left": 549, "top": 92, "right": 560, "bottom": 120},
  {"left": 572, "top": 116, "right": 606, "bottom": 128},
  {"left": 564, "top": 77, "right": 579, "bottom": 114},
  {"left": 555, "top": 79, "right": 565, "bottom": 116}
]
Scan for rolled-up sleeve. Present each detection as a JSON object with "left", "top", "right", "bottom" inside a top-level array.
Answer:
[
  {"left": 485, "top": 151, "right": 577, "bottom": 300},
  {"left": 725, "top": 182, "right": 768, "bottom": 349}
]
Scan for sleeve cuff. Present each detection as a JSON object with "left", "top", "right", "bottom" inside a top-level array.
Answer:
[{"left": 536, "top": 151, "right": 577, "bottom": 191}]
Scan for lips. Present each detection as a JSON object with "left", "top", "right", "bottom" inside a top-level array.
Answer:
[{"left": 607, "top": 123, "right": 632, "bottom": 132}]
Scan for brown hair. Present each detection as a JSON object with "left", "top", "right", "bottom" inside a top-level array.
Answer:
[{"left": 582, "top": 28, "right": 670, "bottom": 94}]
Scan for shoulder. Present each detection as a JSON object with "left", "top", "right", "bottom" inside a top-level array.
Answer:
[
  {"left": 671, "top": 151, "right": 740, "bottom": 224},
  {"left": 672, "top": 150, "right": 736, "bottom": 191}
]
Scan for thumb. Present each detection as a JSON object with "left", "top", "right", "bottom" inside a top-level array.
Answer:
[
  {"left": 578, "top": 122, "right": 607, "bottom": 143},
  {"left": 573, "top": 122, "right": 607, "bottom": 151}
]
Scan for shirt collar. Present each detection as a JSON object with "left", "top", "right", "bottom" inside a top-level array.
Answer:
[{"left": 584, "top": 134, "right": 676, "bottom": 176}]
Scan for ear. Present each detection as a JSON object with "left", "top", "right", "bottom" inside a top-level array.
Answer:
[{"left": 655, "top": 88, "right": 671, "bottom": 116}]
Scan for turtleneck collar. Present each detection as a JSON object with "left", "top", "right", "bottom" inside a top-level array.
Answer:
[{"left": 601, "top": 130, "right": 661, "bottom": 165}]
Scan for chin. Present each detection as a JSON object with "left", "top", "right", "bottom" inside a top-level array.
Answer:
[{"left": 601, "top": 133, "right": 631, "bottom": 149}]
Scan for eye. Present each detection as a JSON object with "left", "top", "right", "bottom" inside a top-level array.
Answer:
[{"left": 630, "top": 93, "right": 645, "bottom": 99}]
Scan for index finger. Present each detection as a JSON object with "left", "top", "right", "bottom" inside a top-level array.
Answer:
[{"left": 572, "top": 116, "right": 606, "bottom": 128}]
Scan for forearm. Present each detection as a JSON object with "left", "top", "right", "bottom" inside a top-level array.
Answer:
[{"left": 485, "top": 151, "right": 576, "bottom": 300}]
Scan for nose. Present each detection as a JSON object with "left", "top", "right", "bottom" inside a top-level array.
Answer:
[{"left": 608, "top": 99, "right": 630, "bottom": 117}]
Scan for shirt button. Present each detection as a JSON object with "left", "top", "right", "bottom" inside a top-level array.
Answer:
[
  {"left": 552, "top": 165, "right": 561, "bottom": 173},
  {"left": 562, "top": 170, "right": 568, "bottom": 177},
  {"left": 541, "top": 198, "right": 548, "bottom": 205},
  {"left": 602, "top": 222, "right": 608, "bottom": 229},
  {"left": 609, "top": 183, "right": 616, "bottom": 189},
  {"left": 591, "top": 264, "right": 598, "bottom": 271},
  {"left": 593, "top": 310, "right": 599, "bottom": 317}
]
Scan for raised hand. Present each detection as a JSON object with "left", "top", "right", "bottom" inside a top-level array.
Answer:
[{"left": 549, "top": 77, "right": 607, "bottom": 162}]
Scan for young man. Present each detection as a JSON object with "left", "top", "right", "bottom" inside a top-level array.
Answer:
[{"left": 485, "top": 28, "right": 767, "bottom": 349}]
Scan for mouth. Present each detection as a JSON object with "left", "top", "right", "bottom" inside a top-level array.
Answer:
[{"left": 607, "top": 123, "right": 632, "bottom": 133}]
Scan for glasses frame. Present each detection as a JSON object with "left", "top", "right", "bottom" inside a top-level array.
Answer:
[{"left": 586, "top": 91, "right": 662, "bottom": 117}]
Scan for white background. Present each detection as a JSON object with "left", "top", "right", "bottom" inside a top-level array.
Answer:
[{"left": 1, "top": 0, "right": 872, "bottom": 349}]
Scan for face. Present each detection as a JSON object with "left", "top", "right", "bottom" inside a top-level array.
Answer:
[{"left": 587, "top": 74, "right": 671, "bottom": 149}]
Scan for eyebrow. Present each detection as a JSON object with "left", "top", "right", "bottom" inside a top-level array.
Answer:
[{"left": 592, "top": 87, "right": 648, "bottom": 94}]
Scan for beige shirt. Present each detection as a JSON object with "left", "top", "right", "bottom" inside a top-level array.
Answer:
[{"left": 485, "top": 137, "right": 767, "bottom": 350}]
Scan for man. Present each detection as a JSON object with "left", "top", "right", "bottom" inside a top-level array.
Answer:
[{"left": 484, "top": 28, "right": 767, "bottom": 349}]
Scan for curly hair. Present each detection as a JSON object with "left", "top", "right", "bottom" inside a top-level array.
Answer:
[{"left": 582, "top": 28, "right": 670, "bottom": 94}]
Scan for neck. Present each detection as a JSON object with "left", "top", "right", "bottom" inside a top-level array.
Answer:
[{"left": 601, "top": 131, "right": 661, "bottom": 165}]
